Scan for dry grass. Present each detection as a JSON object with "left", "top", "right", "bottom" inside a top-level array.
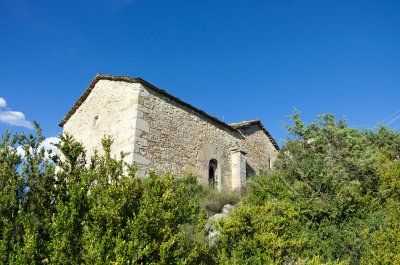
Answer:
[{"left": 202, "top": 187, "right": 241, "bottom": 215}]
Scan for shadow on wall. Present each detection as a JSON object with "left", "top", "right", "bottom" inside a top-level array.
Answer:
[
  {"left": 241, "top": 125, "right": 259, "bottom": 136},
  {"left": 246, "top": 163, "right": 256, "bottom": 177}
]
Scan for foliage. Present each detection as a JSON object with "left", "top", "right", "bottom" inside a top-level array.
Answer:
[
  {"left": 201, "top": 187, "right": 240, "bottom": 216},
  {"left": 215, "top": 114, "right": 400, "bottom": 264},
  {"left": 1, "top": 114, "right": 399, "bottom": 264},
  {"left": 0, "top": 128, "right": 211, "bottom": 264}
]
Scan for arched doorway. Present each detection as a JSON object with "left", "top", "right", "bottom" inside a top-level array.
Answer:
[
  {"left": 197, "top": 144, "right": 224, "bottom": 191},
  {"left": 209, "top": 159, "right": 218, "bottom": 188}
]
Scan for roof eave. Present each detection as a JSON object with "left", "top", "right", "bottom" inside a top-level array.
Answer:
[
  {"left": 232, "top": 120, "right": 280, "bottom": 150},
  {"left": 59, "top": 74, "right": 237, "bottom": 134},
  {"left": 59, "top": 74, "right": 279, "bottom": 150}
]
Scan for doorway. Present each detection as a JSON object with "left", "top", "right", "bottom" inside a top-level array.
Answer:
[{"left": 208, "top": 159, "right": 218, "bottom": 188}]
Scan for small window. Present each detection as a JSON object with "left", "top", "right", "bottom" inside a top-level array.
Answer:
[{"left": 92, "top": 116, "right": 99, "bottom": 127}]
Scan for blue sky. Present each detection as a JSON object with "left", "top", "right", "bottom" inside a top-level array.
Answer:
[{"left": 0, "top": 0, "right": 399, "bottom": 145}]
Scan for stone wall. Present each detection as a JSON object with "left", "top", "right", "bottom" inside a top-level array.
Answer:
[
  {"left": 239, "top": 125, "right": 278, "bottom": 176},
  {"left": 137, "top": 84, "right": 242, "bottom": 190},
  {"left": 63, "top": 77, "right": 278, "bottom": 190},
  {"left": 63, "top": 80, "right": 141, "bottom": 163}
]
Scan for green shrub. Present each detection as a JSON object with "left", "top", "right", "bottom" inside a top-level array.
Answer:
[
  {"left": 216, "top": 114, "right": 400, "bottom": 264},
  {"left": 1, "top": 114, "right": 399, "bottom": 264},
  {"left": 202, "top": 187, "right": 241, "bottom": 215},
  {"left": 0, "top": 129, "right": 212, "bottom": 264}
]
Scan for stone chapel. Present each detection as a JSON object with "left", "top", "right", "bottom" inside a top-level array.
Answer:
[{"left": 60, "top": 74, "right": 279, "bottom": 191}]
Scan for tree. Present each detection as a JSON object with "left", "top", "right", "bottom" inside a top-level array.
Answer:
[
  {"left": 0, "top": 129, "right": 212, "bottom": 264},
  {"left": 216, "top": 114, "right": 400, "bottom": 264}
]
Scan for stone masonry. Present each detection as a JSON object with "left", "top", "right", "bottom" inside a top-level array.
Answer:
[{"left": 60, "top": 74, "right": 279, "bottom": 191}]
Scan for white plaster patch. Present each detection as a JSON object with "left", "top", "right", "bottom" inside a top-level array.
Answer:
[{"left": 133, "top": 119, "right": 149, "bottom": 132}]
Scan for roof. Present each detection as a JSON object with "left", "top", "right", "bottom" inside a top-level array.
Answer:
[
  {"left": 59, "top": 74, "right": 279, "bottom": 150},
  {"left": 230, "top": 120, "right": 280, "bottom": 150},
  {"left": 59, "top": 74, "right": 239, "bottom": 134}
]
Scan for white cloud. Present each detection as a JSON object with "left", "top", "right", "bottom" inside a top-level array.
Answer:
[
  {"left": 0, "top": 97, "right": 6, "bottom": 108},
  {"left": 0, "top": 97, "right": 33, "bottom": 129},
  {"left": 16, "top": 145, "right": 26, "bottom": 158},
  {"left": 40, "top": 137, "right": 60, "bottom": 156},
  {"left": 16, "top": 136, "right": 60, "bottom": 159},
  {"left": 0, "top": 110, "right": 34, "bottom": 129}
]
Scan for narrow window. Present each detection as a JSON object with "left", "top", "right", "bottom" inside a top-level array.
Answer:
[
  {"left": 93, "top": 116, "right": 99, "bottom": 127},
  {"left": 209, "top": 159, "right": 218, "bottom": 187}
]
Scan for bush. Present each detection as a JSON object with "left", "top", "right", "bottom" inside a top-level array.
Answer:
[
  {"left": 215, "top": 114, "right": 400, "bottom": 264},
  {"left": 202, "top": 187, "right": 241, "bottom": 215},
  {"left": 0, "top": 128, "right": 213, "bottom": 264},
  {"left": 1, "top": 114, "right": 399, "bottom": 264}
]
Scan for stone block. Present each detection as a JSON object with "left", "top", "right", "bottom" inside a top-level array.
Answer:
[
  {"left": 132, "top": 153, "right": 150, "bottom": 166},
  {"left": 132, "top": 119, "right": 149, "bottom": 132}
]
